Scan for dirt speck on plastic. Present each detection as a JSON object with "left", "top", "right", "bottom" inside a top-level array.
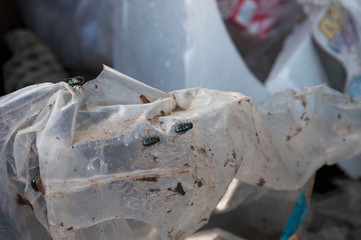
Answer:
[
  {"left": 256, "top": 178, "right": 266, "bottom": 186},
  {"left": 167, "top": 183, "right": 186, "bottom": 196},
  {"left": 139, "top": 94, "right": 150, "bottom": 104},
  {"left": 137, "top": 177, "right": 158, "bottom": 182},
  {"left": 16, "top": 194, "right": 33, "bottom": 211}
]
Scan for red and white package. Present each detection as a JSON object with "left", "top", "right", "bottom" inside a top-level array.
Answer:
[{"left": 228, "top": 0, "right": 284, "bottom": 38}]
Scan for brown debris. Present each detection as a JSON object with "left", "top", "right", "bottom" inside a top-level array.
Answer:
[
  {"left": 137, "top": 177, "right": 158, "bottom": 182},
  {"left": 194, "top": 179, "right": 203, "bottom": 187},
  {"left": 139, "top": 95, "right": 150, "bottom": 104},
  {"left": 16, "top": 194, "right": 33, "bottom": 210},
  {"left": 167, "top": 182, "right": 186, "bottom": 196},
  {"left": 256, "top": 178, "right": 266, "bottom": 186}
]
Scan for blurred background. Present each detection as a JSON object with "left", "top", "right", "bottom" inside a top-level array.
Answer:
[{"left": 0, "top": 0, "right": 360, "bottom": 239}]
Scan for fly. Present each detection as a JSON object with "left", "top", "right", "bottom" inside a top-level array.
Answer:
[
  {"left": 65, "top": 76, "right": 86, "bottom": 87},
  {"left": 175, "top": 121, "right": 193, "bottom": 133},
  {"left": 143, "top": 135, "right": 160, "bottom": 146},
  {"left": 31, "top": 178, "right": 39, "bottom": 192}
]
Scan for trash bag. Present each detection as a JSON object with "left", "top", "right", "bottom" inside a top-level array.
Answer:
[
  {"left": 1, "top": 66, "right": 361, "bottom": 239},
  {"left": 0, "top": 66, "right": 251, "bottom": 239}
]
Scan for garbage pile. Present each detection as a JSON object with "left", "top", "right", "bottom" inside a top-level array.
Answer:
[{"left": 1, "top": 0, "right": 361, "bottom": 239}]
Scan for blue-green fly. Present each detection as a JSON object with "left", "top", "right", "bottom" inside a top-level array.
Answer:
[
  {"left": 65, "top": 76, "right": 86, "bottom": 87},
  {"left": 175, "top": 121, "right": 193, "bottom": 133},
  {"left": 31, "top": 178, "right": 39, "bottom": 192},
  {"left": 142, "top": 135, "right": 160, "bottom": 146}
]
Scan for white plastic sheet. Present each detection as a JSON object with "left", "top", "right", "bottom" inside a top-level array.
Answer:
[
  {"left": 1, "top": 66, "right": 361, "bottom": 239},
  {"left": 113, "top": 0, "right": 271, "bottom": 104},
  {"left": 265, "top": 19, "right": 329, "bottom": 94},
  {"left": 18, "top": 0, "right": 271, "bottom": 105}
]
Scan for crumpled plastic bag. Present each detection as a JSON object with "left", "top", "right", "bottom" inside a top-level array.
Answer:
[
  {"left": 228, "top": 83, "right": 361, "bottom": 193},
  {"left": 268, "top": 0, "right": 361, "bottom": 179},
  {"left": 1, "top": 66, "right": 361, "bottom": 239},
  {"left": 0, "top": 66, "right": 251, "bottom": 239}
]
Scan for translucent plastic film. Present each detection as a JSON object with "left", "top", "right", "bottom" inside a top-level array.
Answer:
[{"left": 1, "top": 66, "right": 361, "bottom": 239}]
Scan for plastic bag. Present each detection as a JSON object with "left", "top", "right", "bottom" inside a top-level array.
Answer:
[
  {"left": 265, "top": 19, "right": 329, "bottom": 94},
  {"left": 18, "top": 0, "right": 271, "bottom": 105},
  {"left": 113, "top": 0, "right": 271, "bottom": 104},
  {"left": 220, "top": 0, "right": 305, "bottom": 81},
  {"left": 2, "top": 66, "right": 361, "bottom": 239},
  {"left": 0, "top": 66, "right": 251, "bottom": 239},
  {"left": 272, "top": 0, "right": 361, "bottom": 178},
  {"left": 17, "top": 0, "right": 113, "bottom": 74}
]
